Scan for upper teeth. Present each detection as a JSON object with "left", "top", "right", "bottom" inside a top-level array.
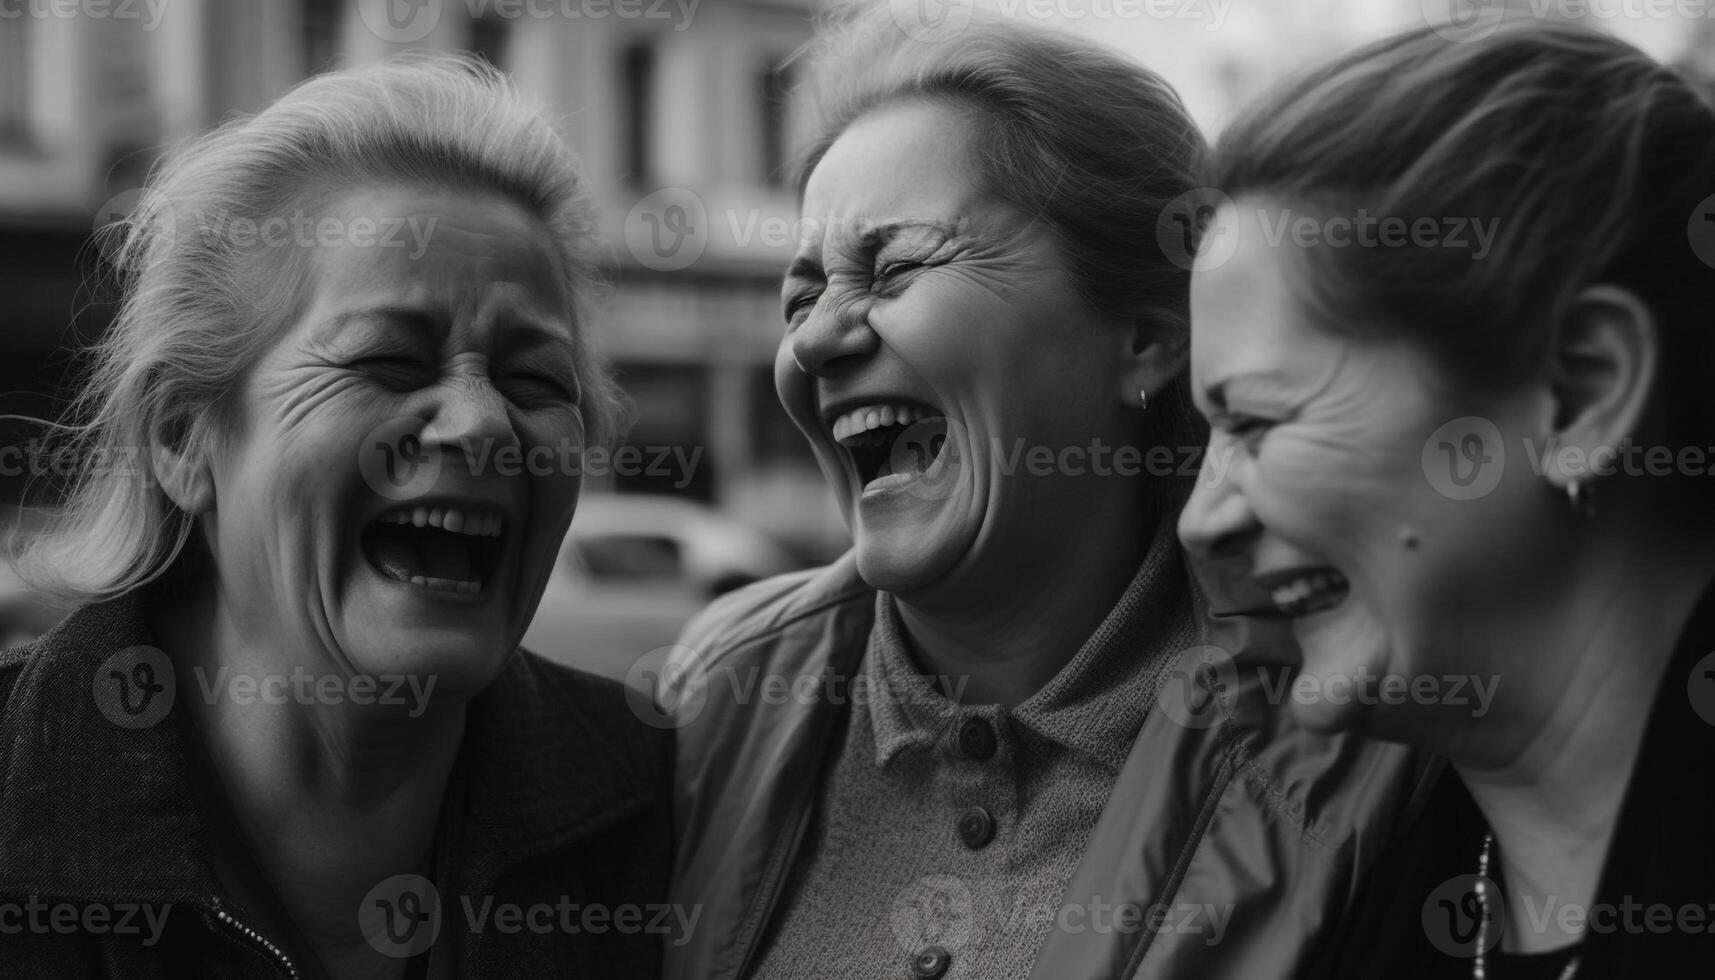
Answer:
[
  {"left": 377, "top": 506, "right": 504, "bottom": 537},
  {"left": 831, "top": 403, "right": 931, "bottom": 443},
  {"left": 1269, "top": 571, "right": 1347, "bottom": 613}
]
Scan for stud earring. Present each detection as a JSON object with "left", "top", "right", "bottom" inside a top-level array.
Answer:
[
  {"left": 1566, "top": 479, "right": 1598, "bottom": 518},
  {"left": 1139, "top": 388, "right": 1148, "bottom": 411}
]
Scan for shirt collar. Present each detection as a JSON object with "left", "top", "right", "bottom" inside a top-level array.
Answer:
[{"left": 865, "top": 518, "right": 1201, "bottom": 773}]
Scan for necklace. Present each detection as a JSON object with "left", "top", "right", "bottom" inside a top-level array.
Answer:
[{"left": 1474, "top": 831, "right": 1581, "bottom": 980}]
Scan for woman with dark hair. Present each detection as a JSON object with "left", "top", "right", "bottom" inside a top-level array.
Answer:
[
  {"left": 659, "top": 7, "right": 1426, "bottom": 979},
  {"left": 1180, "top": 22, "right": 1715, "bottom": 978},
  {"left": 0, "top": 55, "right": 671, "bottom": 978}
]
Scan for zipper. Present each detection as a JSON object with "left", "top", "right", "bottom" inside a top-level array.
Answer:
[{"left": 209, "top": 901, "right": 301, "bottom": 980}]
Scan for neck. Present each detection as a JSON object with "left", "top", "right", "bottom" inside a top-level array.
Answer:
[
  {"left": 151, "top": 583, "right": 465, "bottom": 971},
  {"left": 1454, "top": 529, "right": 1715, "bottom": 954},
  {"left": 894, "top": 481, "right": 1158, "bottom": 708}
]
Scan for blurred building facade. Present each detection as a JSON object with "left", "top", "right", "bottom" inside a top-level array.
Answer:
[{"left": 0, "top": 0, "right": 847, "bottom": 557}]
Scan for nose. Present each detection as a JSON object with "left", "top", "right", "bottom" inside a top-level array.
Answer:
[
  {"left": 423, "top": 366, "right": 518, "bottom": 464},
  {"left": 788, "top": 294, "right": 878, "bottom": 377},
  {"left": 1178, "top": 449, "right": 1260, "bottom": 562}
]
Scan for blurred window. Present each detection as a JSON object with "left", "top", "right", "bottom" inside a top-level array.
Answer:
[
  {"left": 757, "top": 56, "right": 791, "bottom": 186},
  {"left": 619, "top": 42, "right": 655, "bottom": 185},
  {"left": 0, "top": 18, "right": 30, "bottom": 148},
  {"left": 574, "top": 534, "right": 684, "bottom": 582},
  {"left": 302, "top": 0, "right": 342, "bottom": 75},
  {"left": 469, "top": 13, "right": 509, "bottom": 70}
]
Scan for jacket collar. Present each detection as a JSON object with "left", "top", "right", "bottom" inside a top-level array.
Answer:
[
  {"left": 865, "top": 518, "right": 1201, "bottom": 773},
  {"left": 0, "top": 591, "right": 651, "bottom": 903}
]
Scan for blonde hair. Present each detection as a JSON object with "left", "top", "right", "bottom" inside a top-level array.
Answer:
[{"left": 17, "top": 52, "right": 624, "bottom": 604}]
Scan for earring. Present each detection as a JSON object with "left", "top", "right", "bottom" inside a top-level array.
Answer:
[
  {"left": 1139, "top": 388, "right": 1148, "bottom": 411},
  {"left": 1566, "top": 479, "right": 1598, "bottom": 518}
]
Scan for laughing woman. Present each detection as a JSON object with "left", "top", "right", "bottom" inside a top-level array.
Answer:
[
  {"left": 0, "top": 56, "right": 671, "bottom": 978},
  {"left": 1180, "top": 24, "right": 1715, "bottom": 978},
  {"left": 660, "top": 9, "right": 1426, "bottom": 980}
]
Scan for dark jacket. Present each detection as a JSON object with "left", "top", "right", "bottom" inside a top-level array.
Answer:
[
  {"left": 659, "top": 550, "right": 1432, "bottom": 980},
  {"left": 0, "top": 592, "right": 674, "bottom": 978},
  {"left": 1302, "top": 578, "right": 1715, "bottom": 979}
]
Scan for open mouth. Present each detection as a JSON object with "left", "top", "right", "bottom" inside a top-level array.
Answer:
[
  {"left": 1258, "top": 567, "right": 1351, "bottom": 618},
  {"left": 360, "top": 504, "right": 506, "bottom": 596},
  {"left": 829, "top": 401, "right": 951, "bottom": 493}
]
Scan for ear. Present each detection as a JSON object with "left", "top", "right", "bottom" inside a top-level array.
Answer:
[
  {"left": 1117, "top": 315, "right": 1189, "bottom": 410},
  {"left": 150, "top": 406, "right": 215, "bottom": 516},
  {"left": 1539, "top": 285, "right": 1658, "bottom": 488}
]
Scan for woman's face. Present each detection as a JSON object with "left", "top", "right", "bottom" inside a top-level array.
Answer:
[
  {"left": 778, "top": 100, "right": 1139, "bottom": 598},
  {"left": 1179, "top": 200, "right": 1569, "bottom": 744},
  {"left": 198, "top": 184, "right": 584, "bottom": 705}
]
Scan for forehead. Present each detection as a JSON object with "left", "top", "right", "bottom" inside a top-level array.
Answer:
[
  {"left": 800, "top": 99, "right": 984, "bottom": 239},
  {"left": 1189, "top": 202, "right": 1334, "bottom": 394},
  {"left": 300, "top": 183, "right": 570, "bottom": 321}
]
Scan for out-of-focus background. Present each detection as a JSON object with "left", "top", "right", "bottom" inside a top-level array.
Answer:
[{"left": 0, "top": 0, "right": 1708, "bottom": 675}]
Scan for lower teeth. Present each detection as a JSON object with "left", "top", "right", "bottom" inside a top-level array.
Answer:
[{"left": 405, "top": 574, "right": 483, "bottom": 595}]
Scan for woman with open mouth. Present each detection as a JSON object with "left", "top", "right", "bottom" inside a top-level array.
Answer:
[
  {"left": 1180, "top": 22, "right": 1715, "bottom": 978},
  {"left": 0, "top": 55, "right": 672, "bottom": 977},
  {"left": 659, "top": 7, "right": 1428, "bottom": 980}
]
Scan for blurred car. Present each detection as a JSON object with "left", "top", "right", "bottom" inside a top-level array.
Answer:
[{"left": 522, "top": 493, "right": 802, "bottom": 683}]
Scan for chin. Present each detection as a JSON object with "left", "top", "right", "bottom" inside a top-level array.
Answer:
[{"left": 346, "top": 625, "right": 514, "bottom": 711}]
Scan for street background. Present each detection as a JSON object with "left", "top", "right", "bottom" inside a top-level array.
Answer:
[{"left": 0, "top": 0, "right": 1707, "bottom": 674}]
